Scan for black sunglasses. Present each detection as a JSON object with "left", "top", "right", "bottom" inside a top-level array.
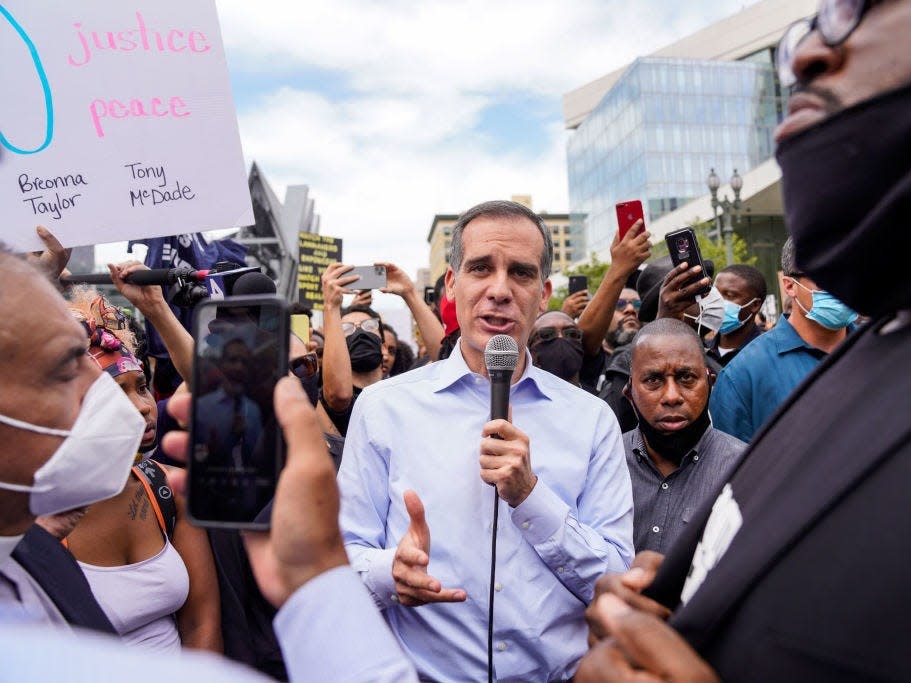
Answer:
[
  {"left": 615, "top": 298, "right": 642, "bottom": 311},
  {"left": 290, "top": 353, "right": 319, "bottom": 379},
  {"left": 532, "top": 326, "right": 583, "bottom": 344}
]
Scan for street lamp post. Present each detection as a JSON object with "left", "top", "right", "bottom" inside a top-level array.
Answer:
[{"left": 707, "top": 168, "right": 743, "bottom": 266}]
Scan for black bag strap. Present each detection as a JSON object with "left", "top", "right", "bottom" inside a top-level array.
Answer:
[{"left": 132, "top": 459, "right": 177, "bottom": 540}]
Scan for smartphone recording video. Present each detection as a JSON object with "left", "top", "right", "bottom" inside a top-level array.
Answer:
[
  {"left": 568, "top": 275, "right": 588, "bottom": 296},
  {"left": 349, "top": 265, "right": 387, "bottom": 290},
  {"left": 664, "top": 227, "right": 712, "bottom": 297},
  {"left": 616, "top": 200, "right": 645, "bottom": 241},
  {"left": 188, "top": 296, "right": 289, "bottom": 529}
]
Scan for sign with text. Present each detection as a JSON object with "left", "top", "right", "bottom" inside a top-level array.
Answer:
[
  {"left": 298, "top": 233, "right": 342, "bottom": 310},
  {"left": 0, "top": 2, "right": 253, "bottom": 252}
]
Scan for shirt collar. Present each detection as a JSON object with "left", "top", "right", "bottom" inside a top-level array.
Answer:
[
  {"left": 773, "top": 314, "right": 818, "bottom": 354},
  {"left": 0, "top": 534, "right": 25, "bottom": 567},
  {"left": 774, "top": 314, "right": 858, "bottom": 355},
  {"left": 432, "top": 339, "right": 555, "bottom": 400}
]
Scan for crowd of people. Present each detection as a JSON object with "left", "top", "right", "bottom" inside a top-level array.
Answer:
[{"left": 1, "top": 0, "right": 910, "bottom": 679}]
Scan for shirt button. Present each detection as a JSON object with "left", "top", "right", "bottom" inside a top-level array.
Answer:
[
  {"left": 557, "top": 566, "right": 565, "bottom": 574},
  {"left": 521, "top": 521, "right": 530, "bottom": 530},
  {"left": 497, "top": 641, "right": 507, "bottom": 652},
  {"left": 495, "top": 582, "right": 503, "bottom": 592},
  {"left": 661, "top": 483, "right": 669, "bottom": 490},
  {"left": 652, "top": 526, "right": 660, "bottom": 533},
  {"left": 693, "top": 455, "right": 699, "bottom": 461},
  {"left": 390, "top": 594, "right": 399, "bottom": 603}
]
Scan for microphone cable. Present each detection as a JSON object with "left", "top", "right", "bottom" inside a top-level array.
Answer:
[
  {"left": 482, "top": 334, "right": 518, "bottom": 683},
  {"left": 487, "top": 479, "right": 500, "bottom": 683}
]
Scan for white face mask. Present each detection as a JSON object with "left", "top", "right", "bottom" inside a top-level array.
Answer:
[
  {"left": 685, "top": 286, "right": 725, "bottom": 335},
  {"left": 0, "top": 372, "right": 144, "bottom": 516}
]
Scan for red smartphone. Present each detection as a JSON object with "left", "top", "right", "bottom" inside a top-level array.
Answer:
[{"left": 616, "top": 200, "right": 645, "bottom": 240}]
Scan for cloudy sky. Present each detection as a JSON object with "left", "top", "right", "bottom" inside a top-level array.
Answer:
[{"left": 105, "top": 0, "right": 757, "bottom": 291}]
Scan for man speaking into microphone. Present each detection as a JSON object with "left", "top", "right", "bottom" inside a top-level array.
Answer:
[{"left": 338, "top": 200, "right": 633, "bottom": 682}]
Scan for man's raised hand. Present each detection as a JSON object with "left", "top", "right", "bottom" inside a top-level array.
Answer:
[{"left": 392, "top": 490, "right": 467, "bottom": 607}]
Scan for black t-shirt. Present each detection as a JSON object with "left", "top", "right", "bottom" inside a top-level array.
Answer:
[{"left": 319, "top": 385, "right": 363, "bottom": 437}]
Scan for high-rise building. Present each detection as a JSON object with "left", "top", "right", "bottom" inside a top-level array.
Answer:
[{"left": 563, "top": 0, "right": 815, "bottom": 289}]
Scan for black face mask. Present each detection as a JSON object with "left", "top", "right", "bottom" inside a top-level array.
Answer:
[
  {"left": 776, "top": 81, "right": 911, "bottom": 319},
  {"left": 626, "top": 392, "right": 711, "bottom": 465},
  {"left": 532, "top": 337, "right": 584, "bottom": 383},
  {"left": 299, "top": 371, "right": 320, "bottom": 407},
  {"left": 346, "top": 330, "right": 384, "bottom": 373}
]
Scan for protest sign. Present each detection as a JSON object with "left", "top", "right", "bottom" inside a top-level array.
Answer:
[
  {"left": 298, "top": 233, "right": 342, "bottom": 310},
  {"left": 0, "top": 1, "right": 252, "bottom": 252}
]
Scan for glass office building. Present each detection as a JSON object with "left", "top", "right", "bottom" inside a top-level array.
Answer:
[{"left": 567, "top": 53, "right": 786, "bottom": 256}]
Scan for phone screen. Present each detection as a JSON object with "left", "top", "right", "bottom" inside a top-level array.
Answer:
[
  {"left": 664, "top": 228, "right": 711, "bottom": 297},
  {"left": 188, "top": 296, "right": 288, "bottom": 528}
]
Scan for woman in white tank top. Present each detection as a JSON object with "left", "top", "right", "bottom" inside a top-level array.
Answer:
[{"left": 37, "top": 290, "right": 222, "bottom": 653}]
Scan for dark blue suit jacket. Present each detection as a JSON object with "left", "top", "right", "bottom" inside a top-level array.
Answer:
[{"left": 12, "top": 525, "right": 116, "bottom": 634}]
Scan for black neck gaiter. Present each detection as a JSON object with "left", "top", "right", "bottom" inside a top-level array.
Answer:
[
  {"left": 531, "top": 338, "right": 584, "bottom": 383},
  {"left": 776, "top": 81, "right": 911, "bottom": 318},
  {"left": 631, "top": 400, "right": 712, "bottom": 465}
]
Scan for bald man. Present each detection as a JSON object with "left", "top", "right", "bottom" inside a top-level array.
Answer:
[{"left": 621, "top": 319, "right": 746, "bottom": 553}]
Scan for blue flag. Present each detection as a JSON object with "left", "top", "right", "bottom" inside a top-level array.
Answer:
[{"left": 127, "top": 233, "right": 248, "bottom": 360}]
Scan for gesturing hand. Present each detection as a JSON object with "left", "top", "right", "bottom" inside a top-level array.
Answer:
[
  {"left": 479, "top": 419, "right": 537, "bottom": 507},
  {"left": 392, "top": 490, "right": 467, "bottom": 607}
]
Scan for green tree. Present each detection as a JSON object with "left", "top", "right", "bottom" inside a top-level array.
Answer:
[
  {"left": 651, "top": 217, "right": 756, "bottom": 269},
  {"left": 548, "top": 253, "right": 610, "bottom": 311},
  {"left": 549, "top": 219, "right": 757, "bottom": 311}
]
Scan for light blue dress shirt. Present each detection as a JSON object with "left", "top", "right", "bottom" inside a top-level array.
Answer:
[{"left": 338, "top": 342, "right": 634, "bottom": 682}]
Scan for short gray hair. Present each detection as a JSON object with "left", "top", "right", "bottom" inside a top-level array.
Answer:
[{"left": 449, "top": 200, "right": 553, "bottom": 282}]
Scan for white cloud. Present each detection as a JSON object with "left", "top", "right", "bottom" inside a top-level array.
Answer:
[{"left": 211, "top": 0, "right": 763, "bottom": 285}]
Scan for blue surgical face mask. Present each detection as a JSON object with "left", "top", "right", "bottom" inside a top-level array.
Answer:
[
  {"left": 718, "top": 297, "right": 758, "bottom": 335},
  {"left": 790, "top": 278, "right": 858, "bottom": 330}
]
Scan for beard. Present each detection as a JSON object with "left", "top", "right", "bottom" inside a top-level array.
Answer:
[{"left": 607, "top": 326, "right": 637, "bottom": 349}]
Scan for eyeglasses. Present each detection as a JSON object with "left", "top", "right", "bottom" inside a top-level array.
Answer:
[
  {"left": 615, "top": 298, "right": 642, "bottom": 311},
  {"left": 341, "top": 318, "right": 380, "bottom": 336},
  {"left": 776, "top": 0, "right": 883, "bottom": 88},
  {"left": 531, "top": 326, "right": 583, "bottom": 344},
  {"left": 290, "top": 353, "right": 319, "bottom": 378}
]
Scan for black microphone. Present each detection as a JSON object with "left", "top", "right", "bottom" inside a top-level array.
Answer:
[
  {"left": 485, "top": 334, "right": 519, "bottom": 422},
  {"left": 62, "top": 267, "right": 207, "bottom": 286},
  {"left": 482, "top": 333, "right": 518, "bottom": 683}
]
